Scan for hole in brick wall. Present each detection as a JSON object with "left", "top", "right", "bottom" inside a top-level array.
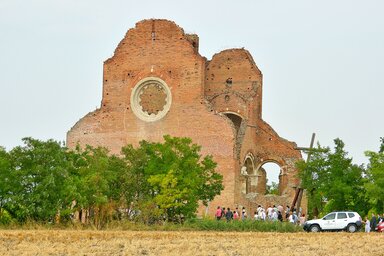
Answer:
[
  {"left": 103, "top": 104, "right": 106, "bottom": 107},
  {"left": 261, "top": 162, "right": 282, "bottom": 196},
  {"left": 128, "top": 73, "right": 130, "bottom": 76},
  {"left": 226, "top": 78, "right": 233, "bottom": 87},
  {"left": 227, "top": 67, "right": 230, "bottom": 70},
  {"left": 168, "top": 70, "right": 172, "bottom": 75},
  {"left": 224, "top": 113, "right": 242, "bottom": 137},
  {"left": 127, "top": 107, "right": 129, "bottom": 110},
  {"left": 207, "top": 68, "right": 210, "bottom": 71},
  {"left": 225, "top": 95, "right": 230, "bottom": 101},
  {"left": 227, "top": 58, "right": 230, "bottom": 61},
  {"left": 105, "top": 79, "right": 108, "bottom": 82},
  {"left": 106, "top": 93, "right": 109, "bottom": 95}
]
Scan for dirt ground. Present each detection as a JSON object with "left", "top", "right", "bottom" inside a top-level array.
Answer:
[{"left": 0, "top": 230, "right": 382, "bottom": 256}]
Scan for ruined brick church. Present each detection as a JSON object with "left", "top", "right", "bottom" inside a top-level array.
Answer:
[{"left": 67, "top": 19, "right": 306, "bottom": 216}]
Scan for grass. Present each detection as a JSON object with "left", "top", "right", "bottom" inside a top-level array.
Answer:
[
  {"left": 0, "top": 219, "right": 303, "bottom": 232},
  {"left": 0, "top": 230, "right": 382, "bottom": 255}
]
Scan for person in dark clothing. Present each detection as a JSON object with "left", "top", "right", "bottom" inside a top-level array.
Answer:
[
  {"left": 278, "top": 211, "right": 283, "bottom": 222},
  {"left": 221, "top": 207, "right": 226, "bottom": 219},
  {"left": 371, "top": 213, "right": 377, "bottom": 231},
  {"left": 225, "top": 207, "right": 233, "bottom": 222},
  {"left": 285, "top": 205, "right": 290, "bottom": 219}
]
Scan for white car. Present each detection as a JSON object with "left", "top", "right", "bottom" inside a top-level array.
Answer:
[{"left": 303, "top": 211, "right": 362, "bottom": 233}]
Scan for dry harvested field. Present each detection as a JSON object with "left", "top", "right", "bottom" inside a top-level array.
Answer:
[{"left": 0, "top": 230, "right": 383, "bottom": 256}]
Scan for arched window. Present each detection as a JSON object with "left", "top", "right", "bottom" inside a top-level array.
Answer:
[
  {"left": 240, "top": 154, "right": 255, "bottom": 194},
  {"left": 257, "top": 162, "right": 283, "bottom": 195}
]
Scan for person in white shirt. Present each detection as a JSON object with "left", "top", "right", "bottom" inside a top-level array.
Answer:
[
  {"left": 271, "top": 209, "right": 278, "bottom": 221},
  {"left": 260, "top": 209, "right": 266, "bottom": 221},
  {"left": 267, "top": 206, "right": 273, "bottom": 220}
]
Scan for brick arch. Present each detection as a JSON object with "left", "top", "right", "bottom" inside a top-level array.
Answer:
[
  {"left": 208, "top": 92, "right": 248, "bottom": 119},
  {"left": 255, "top": 159, "right": 287, "bottom": 175},
  {"left": 255, "top": 159, "right": 289, "bottom": 196},
  {"left": 239, "top": 152, "right": 258, "bottom": 195}
]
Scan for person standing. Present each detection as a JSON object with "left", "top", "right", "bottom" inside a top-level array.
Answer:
[
  {"left": 215, "top": 206, "right": 222, "bottom": 221},
  {"left": 285, "top": 205, "right": 290, "bottom": 219},
  {"left": 278, "top": 211, "right": 283, "bottom": 222},
  {"left": 299, "top": 214, "right": 306, "bottom": 226},
  {"left": 271, "top": 210, "right": 278, "bottom": 221},
  {"left": 233, "top": 210, "right": 240, "bottom": 221},
  {"left": 365, "top": 217, "right": 371, "bottom": 233},
  {"left": 371, "top": 213, "right": 377, "bottom": 232},
  {"left": 260, "top": 209, "right": 266, "bottom": 221},
  {"left": 267, "top": 205, "right": 273, "bottom": 220},
  {"left": 254, "top": 211, "right": 259, "bottom": 220},
  {"left": 225, "top": 207, "right": 233, "bottom": 222},
  {"left": 241, "top": 207, "right": 247, "bottom": 220},
  {"left": 221, "top": 207, "right": 226, "bottom": 220}
]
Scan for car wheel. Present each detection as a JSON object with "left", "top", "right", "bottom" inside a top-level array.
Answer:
[
  {"left": 310, "top": 225, "right": 320, "bottom": 232},
  {"left": 347, "top": 224, "right": 357, "bottom": 233}
]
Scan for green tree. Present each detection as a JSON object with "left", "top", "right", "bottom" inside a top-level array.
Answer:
[
  {"left": 266, "top": 182, "right": 279, "bottom": 195},
  {"left": 364, "top": 138, "right": 384, "bottom": 213},
  {"left": 121, "top": 135, "right": 223, "bottom": 222},
  {"left": 0, "top": 147, "right": 13, "bottom": 223},
  {"left": 67, "top": 145, "right": 126, "bottom": 227},
  {"left": 5, "top": 138, "right": 72, "bottom": 222},
  {"left": 297, "top": 138, "right": 367, "bottom": 218}
]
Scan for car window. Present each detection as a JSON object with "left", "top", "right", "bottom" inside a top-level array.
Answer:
[
  {"left": 348, "top": 213, "right": 355, "bottom": 218},
  {"left": 337, "top": 213, "right": 347, "bottom": 219},
  {"left": 323, "top": 213, "right": 336, "bottom": 220}
]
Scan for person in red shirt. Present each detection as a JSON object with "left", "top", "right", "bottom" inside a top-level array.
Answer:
[
  {"left": 215, "top": 206, "right": 222, "bottom": 220},
  {"left": 233, "top": 210, "right": 240, "bottom": 220}
]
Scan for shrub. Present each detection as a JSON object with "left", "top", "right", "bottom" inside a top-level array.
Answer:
[{"left": 184, "top": 218, "right": 303, "bottom": 232}]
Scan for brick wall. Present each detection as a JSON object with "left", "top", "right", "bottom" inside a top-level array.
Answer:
[{"left": 67, "top": 19, "right": 306, "bottom": 217}]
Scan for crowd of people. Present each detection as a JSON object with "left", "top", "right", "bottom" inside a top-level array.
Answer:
[
  {"left": 215, "top": 204, "right": 306, "bottom": 225},
  {"left": 364, "top": 213, "right": 384, "bottom": 232}
]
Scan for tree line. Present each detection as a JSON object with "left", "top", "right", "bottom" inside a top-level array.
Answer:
[
  {"left": 0, "top": 135, "right": 383, "bottom": 226},
  {"left": 297, "top": 137, "right": 384, "bottom": 219},
  {"left": 0, "top": 136, "right": 223, "bottom": 227}
]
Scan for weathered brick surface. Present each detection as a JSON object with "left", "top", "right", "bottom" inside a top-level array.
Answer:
[{"left": 67, "top": 19, "right": 306, "bottom": 217}]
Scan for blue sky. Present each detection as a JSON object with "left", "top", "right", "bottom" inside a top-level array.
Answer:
[{"left": 1, "top": 0, "right": 383, "bottom": 180}]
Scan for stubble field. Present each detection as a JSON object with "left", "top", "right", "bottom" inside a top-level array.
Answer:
[{"left": 0, "top": 230, "right": 382, "bottom": 255}]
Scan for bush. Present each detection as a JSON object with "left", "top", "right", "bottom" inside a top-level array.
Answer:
[
  {"left": 184, "top": 218, "right": 303, "bottom": 232},
  {"left": 0, "top": 208, "right": 13, "bottom": 225}
]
